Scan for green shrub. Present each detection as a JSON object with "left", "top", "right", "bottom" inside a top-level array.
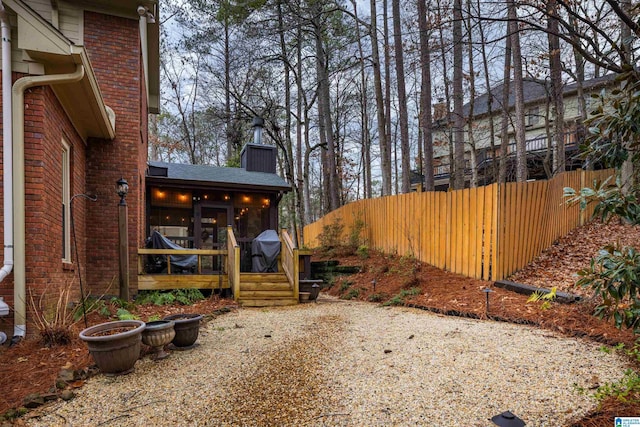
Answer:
[
  {"left": 382, "top": 287, "right": 421, "bottom": 306},
  {"left": 349, "top": 216, "right": 366, "bottom": 248},
  {"left": 356, "top": 245, "right": 369, "bottom": 259},
  {"left": 341, "top": 288, "right": 360, "bottom": 300},
  {"left": 116, "top": 308, "right": 138, "bottom": 320},
  {"left": 339, "top": 280, "right": 353, "bottom": 293},
  {"left": 577, "top": 244, "right": 640, "bottom": 333},
  {"left": 367, "top": 293, "right": 385, "bottom": 302},
  {"left": 318, "top": 219, "right": 344, "bottom": 250},
  {"left": 136, "top": 289, "right": 204, "bottom": 306}
]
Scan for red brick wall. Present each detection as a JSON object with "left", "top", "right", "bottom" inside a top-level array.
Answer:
[
  {"left": 84, "top": 11, "right": 147, "bottom": 296},
  {"left": 0, "top": 76, "right": 87, "bottom": 337}
]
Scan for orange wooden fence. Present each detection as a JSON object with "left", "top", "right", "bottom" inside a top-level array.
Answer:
[{"left": 303, "top": 169, "right": 613, "bottom": 281}]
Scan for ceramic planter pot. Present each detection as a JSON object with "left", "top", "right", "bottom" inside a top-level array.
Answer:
[
  {"left": 79, "top": 320, "right": 146, "bottom": 375},
  {"left": 162, "top": 313, "right": 203, "bottom": 348},
  {"left": 142, "top": 320, "right": 175, "bottom": 360}
]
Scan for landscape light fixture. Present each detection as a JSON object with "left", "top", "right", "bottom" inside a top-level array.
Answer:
[
  {"left": 491, "top": 411, "right": 525, "bottom": 427},
  {"left": 483, "top": 287, "right": 494, "bottom": 315},
  {"left": 116, "top": 177, "right": 129, "bottom": 206}
]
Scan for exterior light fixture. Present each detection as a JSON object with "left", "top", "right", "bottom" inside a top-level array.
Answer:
[
  {"left": 116, "top": 177, "right": 129, "bottom": 206},
  {"left": 116, "top": 177, "right": 130, "bottom": 301},
  {"left": 491, "top": 411, "right": 525, "bottom": 427}
]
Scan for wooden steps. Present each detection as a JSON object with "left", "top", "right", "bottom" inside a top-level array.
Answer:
[{"left": 237, "top": 272, "right": 298, "bottom": 307}]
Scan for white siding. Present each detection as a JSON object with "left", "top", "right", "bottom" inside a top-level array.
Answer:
[
  {"left": 24, "top": 0, "right": 52, "bottom": 23},
  {"left": 59, "top": 1, "right": 82, "bottom": 45}
]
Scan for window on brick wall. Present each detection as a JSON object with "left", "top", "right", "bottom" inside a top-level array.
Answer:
[{"left": 62, "top": 140, "right": 71, "bottom": 263}]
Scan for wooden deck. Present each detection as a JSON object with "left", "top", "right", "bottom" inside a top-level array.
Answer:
[{"left": 137, "top": 228, "right": 300, "bottom": 306}]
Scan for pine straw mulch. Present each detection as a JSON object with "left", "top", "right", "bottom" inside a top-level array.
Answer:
[{"left": 0, "top": 295, "right": 237, "bottom": 418}]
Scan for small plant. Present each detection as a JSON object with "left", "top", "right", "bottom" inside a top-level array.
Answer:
[
  {"left": 348, "top": 215, "right": 366, "bottom": 249},
  {"left": 368, "top": 293, "right": 385, "bottom": 302},
  {"left": 135, "top": 289, "right": 204, "bottom": 306},
  {"left": 382, "top": 287, "right": 421, "bottom": 306},
  {"left": 526, "top": 287, "right": 557, "bottom": 310},
  {"left": 110, "top": 296, "right": 134, "bottom": 310},
  {"left": 576, "top": 244, "right": 640, "bottom": 333},
  {"left": 341, "top": 288, "right": 361, "bottom": 300},
  {"left": 28, "top": 281, "right": 78, "bottom": 346},
  {"left": 356, "top": 245, "right": 369, "bottom": 259},
  {"left": 339, "top": 280, "right": 353, "bottom": 293},
  {"left": 73, "top": 297, "right": 111, "bottom": 321},
  {"left": 317, "top": 218, "right": 345, "bottom": 251},
  {"left": 577, "top": 369, "right": 640, "bottom": 405},
  {"left": 116, "top": 308, "right": 139, "bottom": 320},
  {"left": 174, "top": 289, "right": 205, "bottom": 305},
  {"left": 147, "top": 314, "right": 161, "bottom": 322}
]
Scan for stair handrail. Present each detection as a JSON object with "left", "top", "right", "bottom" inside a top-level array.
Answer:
[
  {"left": 227, "top": 226, "right": 240, "bottom": 300},
  {"left": 280, "top": 228, "right": 299, "bottom": 302}
]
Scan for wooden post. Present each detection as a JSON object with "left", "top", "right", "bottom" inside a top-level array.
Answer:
[{"left": 119, "top": 203, "right": 129, "bottom": 301}]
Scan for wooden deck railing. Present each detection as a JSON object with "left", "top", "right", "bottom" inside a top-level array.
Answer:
[
  {"left": 280, "top": 229, "right": 299, "bottom": 301},
  {"left": 137, "top": 248, "right": 227, "bottom": 275},
  {"left": 227, "top": 226, "right": 241, "bottom": 300}
]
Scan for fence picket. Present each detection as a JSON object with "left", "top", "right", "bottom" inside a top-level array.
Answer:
[{"left": 303, "top": 169, "right": 614, "bottom": 281}]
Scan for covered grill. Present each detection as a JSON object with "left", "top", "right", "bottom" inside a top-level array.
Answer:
[{"left": 251, "top": 229, "right": 280, "bottom": 273}]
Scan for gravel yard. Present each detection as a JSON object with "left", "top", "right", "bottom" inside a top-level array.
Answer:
[{"left": 24, "top": 297, "right": 629, "bottom": 427}]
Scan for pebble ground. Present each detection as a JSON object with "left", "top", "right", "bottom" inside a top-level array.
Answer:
[{"left": 24, "top": 297, "right": 628, "bottom": 426}]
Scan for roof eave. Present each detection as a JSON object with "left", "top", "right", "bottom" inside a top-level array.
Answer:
[
  {"left": 146, "top": 176, "right": 291, "bottom": 193},
  {"left": 7, "top": 0, "right": 115, "bottom": 140}
]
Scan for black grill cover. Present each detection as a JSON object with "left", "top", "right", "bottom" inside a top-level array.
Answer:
[
  {"left": 148, "top": 230, "right": 197, "bottom": 270},
  {"left": 251, "top": 230, "right": 280, "bottom": 273}
]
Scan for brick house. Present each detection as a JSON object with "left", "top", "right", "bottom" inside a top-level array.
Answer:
[{"left": 0, "top": 0, "right": 158, "bottom": 341}]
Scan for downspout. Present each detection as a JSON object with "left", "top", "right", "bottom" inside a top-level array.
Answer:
[
  {"left": 0, "top": 4, "right": 13, "bottom": 284},
  {"left": 12, "top": 64, "right": 84, "bottom": 338}
]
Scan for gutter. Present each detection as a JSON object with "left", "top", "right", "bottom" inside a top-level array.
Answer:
[
  {"left": 0, "top": 5, "right": 13, "bottom": 286},
  {"left": 11, "top": 64, "right": 84, "bottom": 338}
]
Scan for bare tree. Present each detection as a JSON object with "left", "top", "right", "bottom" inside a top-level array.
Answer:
[
  {"left": 547, "top": 0, "right": 565, "bottom": 176},
  {"left": 452, "top": 0, "right": 466, "bottom": 189},
  {"left": 417, "top": 0, "right": 434, "bottom": 191},
  {"left": 392, "top": 0, "right": 412, "bottom": 193},
  {"left": 507, "top": 0, "right": 527, "bottom": 182}
]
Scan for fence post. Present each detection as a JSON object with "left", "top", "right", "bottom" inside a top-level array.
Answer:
[{"left": 579, "top": 169, "right": 586, "bottom": 226}]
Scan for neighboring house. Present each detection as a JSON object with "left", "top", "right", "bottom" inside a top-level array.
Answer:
[
  {"left": 428, "top": 74, "right": 616, "bottom": 189},
  {"left": 0, "top": 0, "right": 159, "bottom": 340}
]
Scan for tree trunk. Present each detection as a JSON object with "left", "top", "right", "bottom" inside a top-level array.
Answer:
[
  {"left": 548, "top": 0, "right": 565, "bottom": 176},
  {"left": 383, "top": 0, "right": 394, "bottom": 194},
  {"left": 508, "top": 0, "right": 527, "bottom": 182},
  {"left": 392, "top": 0, "right": 411, "bottom": 193},
  {"left": 370, "top": 0, "right": 391, "bottom": 196},
  {"left": 498, "top": 20, "right": 512, "bottom": 184},
  {"left": 452, "top": 0, "right": 466, "bottom": 189},
  {"left": 314, "top": 15, "right": 340, "bottom": 211},
  {"left": 418, "top": 0, "right": 434, "bottom": 191},
  {"left": 477, "top": 0, "right": 497, "bottom": 184},
  {"left": 466, "top": 0, "right": 477, "bottom": 188},
  {"left": 352, "top": 0, "right": 372, "bottom": 198}
]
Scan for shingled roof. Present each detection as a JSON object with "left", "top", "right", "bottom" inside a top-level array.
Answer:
[
  {"left": 462, "top": 73, "right": 617, "bottom": 119},
  {"left": 147, "top": 161, "right": 291, "bottom": 192}
]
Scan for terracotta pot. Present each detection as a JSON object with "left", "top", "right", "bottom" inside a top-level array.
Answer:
[
  {"left": 142, "top": 320, "right": 175, "bottom": 360},
  {"left": 162, "top": 313, "right": 203, "bottom": 348},
  {"left": 80, "top": 320, "right": 146, "bottom": 375}
]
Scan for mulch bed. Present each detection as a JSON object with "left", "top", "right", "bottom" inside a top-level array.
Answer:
[{"left": 0, "top": 295, "right": 236, "bottom": 417}]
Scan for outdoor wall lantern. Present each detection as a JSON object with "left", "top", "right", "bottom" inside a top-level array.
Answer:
[
  {"left": 116, "top": 177, "right": 129, "bottom": 205},
  {"left": 116, "top": 177, "right": 130, "bottom": 301}
]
